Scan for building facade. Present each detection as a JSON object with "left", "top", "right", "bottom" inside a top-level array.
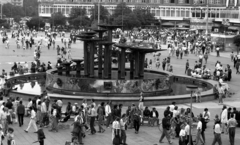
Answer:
[{"left": 11, "top": 0, "right": 23, "bottom": 6}]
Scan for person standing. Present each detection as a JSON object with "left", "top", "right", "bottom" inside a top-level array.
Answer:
[
  {"left": 216, "top": 46, "right": 220, "bottom": 57},
  {"left": 200, "top": 114, "right": 207, "bottom": 143},
  {"left": 185, "top": 60, "right": 189, "bottom": 74},
  {"left": 159, "top": 115, "right": 172, "bottom": 144},
  {"left": 72, "top": 115, "right": 84, "bottom": 145},
  {"left": 133, "top": 107, "right": 141, "bottom": 134},
  {"left": 120, "top": 114, "right": 128, "bottom": 145},
  {"left": 16, "top": 101, "right": 25, "bottom": 127},
  {"left": 227, "top": 113, "right": 238, "bottom": 145},
  {"left": 212, "top": 120, "right": 222, "bottom": 145},
  {"left": 221, "top": 106, "right": 228, "bottom": 134},
  {"left": 89, "top": 104, "right": 96, "bottom": 135},
  {"left": 105, "top": 101, "right": 112, "bottom": 128},
  {"left": 179, "top": 124, "right": 186, "bottom": 145},
  {"left": 218, "top": 84, "right": 224, "bottom": 104},
  {"left": 97, "top": 102, "right": 105, "bottom": 133},
  {"left": 25, "top": 107, "right": 38, "bottom": 133}
]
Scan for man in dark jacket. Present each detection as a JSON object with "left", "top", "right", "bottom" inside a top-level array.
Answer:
[
  {"left": 37, "top": 126, "right": 46, "bottom": 145},
  {"left": 150, "top": 108, "right": 159, "bottom": 126},
  {"left": 17, "top": 101, "right": 25, "bottom": 127},
  {"left": 159, "top": 115, "right": 172, "bottom": 144}
]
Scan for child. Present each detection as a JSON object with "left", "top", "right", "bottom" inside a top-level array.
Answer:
[
  {"left": 7, "top": 128, "right": 14, "bottom": 145},
  {"left": 37, "top": 126, "right": 46, "bottom": 145}
]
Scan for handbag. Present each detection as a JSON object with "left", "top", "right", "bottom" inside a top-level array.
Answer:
[{"left": 113, "top": 135, "right": 120, "bottom": 145}]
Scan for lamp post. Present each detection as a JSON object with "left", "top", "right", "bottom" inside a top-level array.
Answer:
[
  {"left": 186, "top": 85, "right": 198, "bottom": 145},
  {"left": 205, "top": 0, "right": 209, "bottom": 35},
  {"left": 98, "top": 0, "right": 100, "bottom": 25}
]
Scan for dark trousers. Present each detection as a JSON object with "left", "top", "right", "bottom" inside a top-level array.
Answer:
[
  {"left": 185, "top": 67, "right": 189, "bottom": 74},
  {"left": 106, "top": 114, "right": 111, "bottom": 127},
  {"left": 39, "top": 140, "right": 44, "bottom": 145},
  {"left": 121, "top": 130, "right": 127, "bottom": 144},
  {"left": 18, "top": 114, "right": 24, "bottom": 126},
  {"left": 217, "top": 51, "right": 220, "bottom": 57},
  {"left": 134, "top": 120, "right": 140, "bottom": 132},
  {"left": 201, "top": 130, "right": 205, "bottom": 142},
  {"left": 90, "top": 117, "right": 96, "bottom": 134},
  {"left": 212, "top": 133, "right": 222, "bottom": 145},
  {"left": 229, "top": 127, "right": 235, "bottom": 145}
]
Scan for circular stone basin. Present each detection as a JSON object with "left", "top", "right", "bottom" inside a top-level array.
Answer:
[{"left": 6, "top": 69, "right": 216, "bottom": 106}]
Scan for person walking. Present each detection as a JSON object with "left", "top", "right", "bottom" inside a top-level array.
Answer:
[
  {"left": 16, "top": 101, "right": 25, "bottom": 127},
  {"left": 36, "top": 126, "right": 46, "bottom": 145},
  {"left": 89, "top": 104, "right": 96, "bottom": 135},
  {"left": 221, "top": 106, "right": 228, "bottom": 134},
  {"left": 25, "top": 107, "right": 38, "bottom": 133},
  {"left": 212, "top": 120, "right": 222, "bottom": 145},
  {"left": 105, "top": 101, "right": 112, "bottom": 128},
  {"left": 159, "top": 115, "right": 172, "bottom": 144},
  {"left": 216, "top": 46, "right": 220, "bottom": 57},
  {"left": 218, "top": 84, "right": 224, "bottom": 104},
  {"left": 195, "top": 116, "right": 205, "bottom": 145},
  {"left": 227, "top": 113, "right": 238, "bottom": 145}
]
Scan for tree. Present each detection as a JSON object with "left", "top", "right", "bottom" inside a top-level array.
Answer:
[
  {"left": 112, "top": 2, "right": 132, "bottom": 18},
  {"left": 114, "top": 13, "right": 140, "bottom": 30},
  {"left": 233, "top": 35, "right": 240, "bottom": 54},
  {"left": 23, "top": 0, "right": 39, "bottom": 16},
  {"left": 69, "top": 7, "right": 87, "bottom": 20},
  {"left": 50, "top": 12, "right": 66, "bottom": 26},
  {"left": 2, "top": 3, "right": 24, "bottom": 17},
  {"left": 133, "top": 7, "right": 155, "bottom": 26},
  {"left": 26, "top": 16, "right": 45, "bottom": 29},
  {"left": 90, "top": 4, "right": 109, "bottom": 23},
  {"left": 69, "top": 16, "right": 91, "bottom": 28}
]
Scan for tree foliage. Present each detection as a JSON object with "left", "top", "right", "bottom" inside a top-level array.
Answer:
[
  {"left": 23, "top": 0, "right": 39, "bottom": 16},
  {"left": 112, "top": 2, "right": 132, "bottom": 18},
  {"left": 233, "top": 35, "right": 240, "bottom": 54},
  {"left": 133, "top": 7, "right": 155, "bottom": 26},
  {"left": 113, "top": 13, "right": 141, "bottom": 30},
  {"left": 69, "top": 16, "right": 91, "bottom": 28},
  {"left": 50, "top": 12, "right": 66, "bottom": 26},
  {"left": 69, "top": 7, "right": 87, "bottom": 20},
  {"left": 111, "top": 3, "right": 156, "bottom": 30},
  {"left": 26, "top": 17, "right": 45, "bottom": 29},
  {"left": 2, "top": 3, "right": 24, "bottom": 18},
  {"left": 90, "top": 4, "right": 109, "bottom": 23}
]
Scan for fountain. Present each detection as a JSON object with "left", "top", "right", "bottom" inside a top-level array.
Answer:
[{"left": 6, "top": 25, "right": 216, "bottom": 105}]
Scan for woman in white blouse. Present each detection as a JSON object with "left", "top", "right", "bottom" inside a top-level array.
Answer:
[
  {"left": 112, "top": 117, "right": 121, "bottom": 144},
  {"left": 179, "top": 124, "right": 186, "bottom": 145}
]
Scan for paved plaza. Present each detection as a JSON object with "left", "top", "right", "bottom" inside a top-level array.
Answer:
[{"left": 0, "top": 33, "right": 240, "bottom": 145}]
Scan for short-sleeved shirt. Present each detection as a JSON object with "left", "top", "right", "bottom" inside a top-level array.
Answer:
[{"left": 197, "top": 121, "right": 202, "bottom": 130}]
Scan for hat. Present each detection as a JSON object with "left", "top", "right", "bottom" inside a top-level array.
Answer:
[{"left": 75, "top": 103, "right": 78, "bottom": 105}]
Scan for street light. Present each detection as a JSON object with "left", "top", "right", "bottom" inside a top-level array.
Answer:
[{"left": 186, "top": 85, "right": 198, "bottom": 145}]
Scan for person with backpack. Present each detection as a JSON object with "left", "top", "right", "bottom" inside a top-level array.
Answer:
[{"left": 97, "top": 102, "right": 105, "bottom": 133}]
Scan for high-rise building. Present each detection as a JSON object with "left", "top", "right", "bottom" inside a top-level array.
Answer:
[{"left": 11, "top": 0, "right": 23, "bottom": 6}]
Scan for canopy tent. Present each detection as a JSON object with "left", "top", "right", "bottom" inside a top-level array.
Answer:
[
  {"left": 177, "top": 22, "right": 190, "bottom": 27},
  {"left": 161, "top": 22, "right": 175, "bottom": 27},
  {"left": 228, "top": 26, "right": 239, "bottom": 30}
]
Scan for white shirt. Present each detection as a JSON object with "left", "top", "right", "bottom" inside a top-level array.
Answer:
[
  {"left": 169, "top": 105, "right": 175, "bottom": 112},
  {"left": 197, "top": 121, "right": 202, "bottom": 130},
  {"left": 53, "top": 109, "right": 57, "bottom": 117},
  {"left": 173, "top": 110, "right": 179, "bottom": 118},
  {"left": 203, "top": 111, "right": 211, "bottom": 120},
  {"left": 214, "top": 123, "right": 221, "bottom": 134},
  {"left": 31, "top": 110, "right": 36, "bottom": 119},
  {"left": 36, "top": 99, "right": 41, "bottom": 106},
  {"left": 41, "top": 102, "right": 47, "bottom": 113},
  {"left": 179, "top": 129, "right": 186, "bottom": 137},
  {"left": 105, "top": 104, "right": 111, "bottom": 116},
  {"left": 221, "top": 109, "right": 228, "bottom": 123},
  {"left": 152, "top": 112, "right": 156, "bottom": 117},
  {"left": 27, "top": 101, "right": 32, "bottom": 108},
  {"left": 185, "top": 124, "right": 190, "bottom": 135},
  {"left": 112, "top": 121, "right": 120, "bottom": 129}
]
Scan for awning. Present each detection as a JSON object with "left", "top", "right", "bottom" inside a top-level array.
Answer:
[
  {"left": 161, "top": 22, "right": 175, "bottom": 26},
  {"left": 177, "top": 22, "right": 190, "bottom": 27},
  {"left": 228, "top": 26, "right": 239, "bottom": 30}
]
